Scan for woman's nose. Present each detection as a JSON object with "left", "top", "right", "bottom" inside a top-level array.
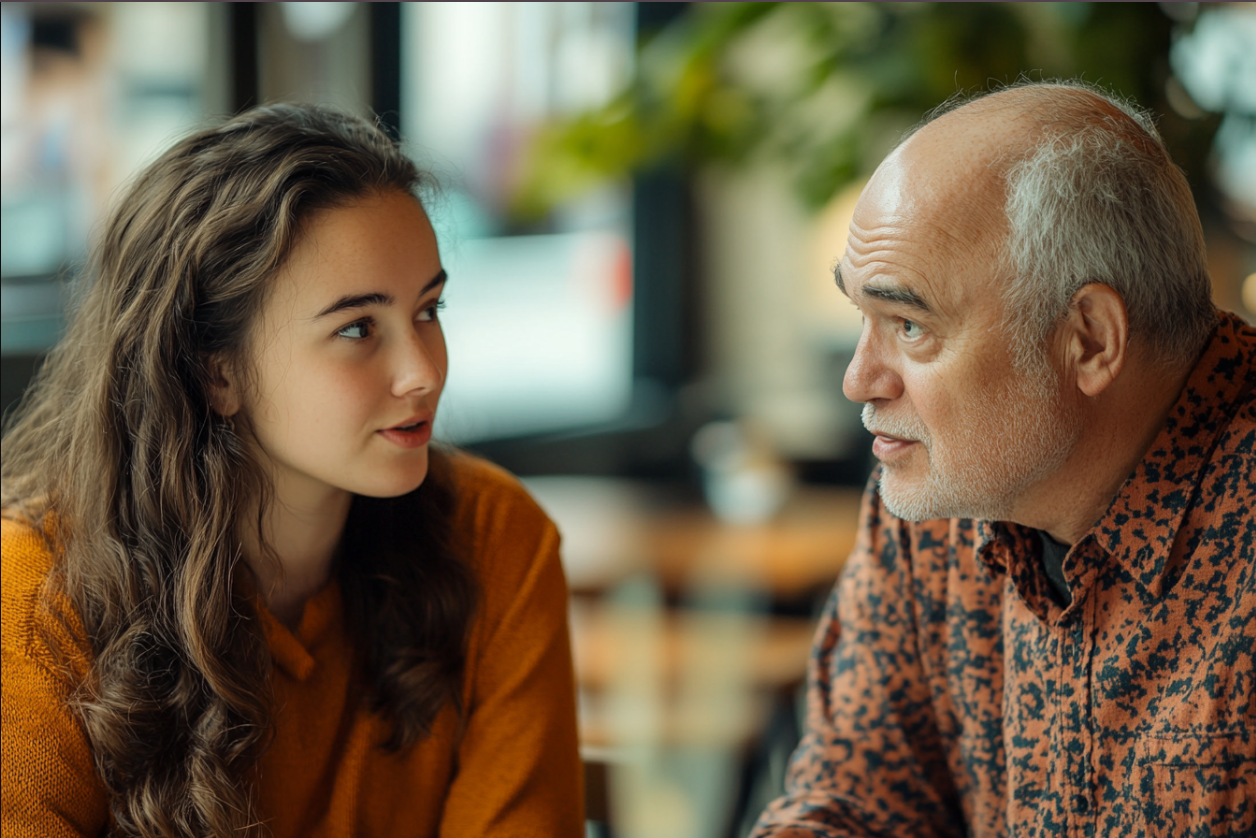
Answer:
[{"left": 392, "top": 330, "right": 446, "bottom": 398}]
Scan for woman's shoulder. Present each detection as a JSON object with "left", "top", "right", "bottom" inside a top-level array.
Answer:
[
  {"left": 440, "top": 451, "right": 562, "bottom": 596},
  {"left": 2, "top": 510, "right": 54, "bottom": 557},
  {"left": 2, "top": 516, "right": 57, "bottom": 626},
  {"left": 443, "top": 451, "right": 552, "bottom": 534},
  {"left": 0, "top": 516, "right": 83, "bottom": 673}
]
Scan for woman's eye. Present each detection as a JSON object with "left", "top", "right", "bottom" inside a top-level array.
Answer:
[
  {"left": 901, "top": 319, "right": 924, "bottom": 339},
  {"left": 418, "top": 299, "right": 446, "bottom": 323},
  {"left": 337, "top": 320, "right": 371, "bottom": 340}
]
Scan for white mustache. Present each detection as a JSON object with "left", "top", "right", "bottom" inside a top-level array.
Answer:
[{"left": 862, "top": 403, "right": 930, "bottom": 447}]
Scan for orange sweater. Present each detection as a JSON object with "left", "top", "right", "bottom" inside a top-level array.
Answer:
[{"left": 1, "top": 456, "right": 583, "bottom": 837}]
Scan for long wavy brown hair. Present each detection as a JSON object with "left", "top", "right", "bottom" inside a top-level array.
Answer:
[{"left": 0, "top": 103, "right": 478, "bottom": 837}]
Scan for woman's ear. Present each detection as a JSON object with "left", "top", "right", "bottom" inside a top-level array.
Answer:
[
  {"left": 1060, "top": 283, "right": 1129, "bottom": 398},
  {"left": 206, "top": 354, "right": 242, "bottom": 418}
]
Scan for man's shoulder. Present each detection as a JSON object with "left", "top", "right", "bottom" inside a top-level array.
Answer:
[
  {"left": 1164, "top": 313, "right": 1255, "bottom": 516},
  {"left": 1213, "top": 378, "right": 1255, "bottom": 464},
  {"left": 1105, "top": 313, "right": 1254, "bottom": 548},
  {"left": 1182, "top": 381, "right": 1254, "bottom": 553},
  {"left": 1190, "top": 310, "right": 1255, "bottom": 448}
]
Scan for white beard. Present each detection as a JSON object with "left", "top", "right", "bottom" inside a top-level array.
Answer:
[{"left": 863, "top": 353, "right": 1082, "bottom": 523}]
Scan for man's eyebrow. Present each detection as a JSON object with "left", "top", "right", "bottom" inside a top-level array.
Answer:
[
  {"left": 862, "top": 282, "right": 931, "bottom": 313},
  {"left": 314, "top": 269, "right": 447, "bottom": 319},
  {"left": 834, "top": 263, "right": 847, "bottom": 296}
]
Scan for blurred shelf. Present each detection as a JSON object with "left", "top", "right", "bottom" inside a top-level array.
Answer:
[
  {"left": 1, "top": 316, "right": 64, "bottom": 354},
  {"left": 1, "top": 279, "right": 67, "bottom": 355}
]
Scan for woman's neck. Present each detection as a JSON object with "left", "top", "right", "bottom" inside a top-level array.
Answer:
[{"left": 241, "top": 482, "right": 353, "bottom": 631}]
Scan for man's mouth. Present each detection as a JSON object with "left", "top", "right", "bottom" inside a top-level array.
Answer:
[
  {"left": 870, "top": 431, "right": 920, "bottom": 461},
  {"left": 862, "top": 405, "right": 924, "bottom": 439}
]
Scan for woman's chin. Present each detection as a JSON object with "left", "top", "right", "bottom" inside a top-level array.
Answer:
[{"left": 353, "top": 462, "right": 430, "bottom": 499}]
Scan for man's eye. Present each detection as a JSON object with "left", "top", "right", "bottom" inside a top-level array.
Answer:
[
  {"left": 337, "top": 320, "right": 371, "bottom": 340},
  {"left": 418, "top": 299, "right": 447, "bottom": 323},
  {"left": 902, "top": 319, "right": 924, "bottom": 338}
]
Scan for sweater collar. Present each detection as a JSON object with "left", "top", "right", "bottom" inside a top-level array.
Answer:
[{"left": 255, "top": 579, "right": 343, "bottom": 682}]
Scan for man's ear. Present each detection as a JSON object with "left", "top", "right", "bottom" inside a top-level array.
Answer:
[
  {"left": 1060, "top": 283, "right": 1129, "bottom": 398},
  {"left": 206, "top": 354, "right": 242, "bottom": 418}
]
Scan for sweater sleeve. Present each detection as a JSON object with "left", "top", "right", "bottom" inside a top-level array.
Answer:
[
  {"left": 750, "top": 473, "right": 964, "bottom": 838},
  {"left": 436, "top": 465, "right": 584, "bottom": 837},
  {"left": 1, "top": 520, "right": 110, "bottom": 838}
]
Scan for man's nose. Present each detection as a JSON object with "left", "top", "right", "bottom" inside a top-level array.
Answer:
[{"left": 843, "top": 325, "right": 902, "bottom": 404}]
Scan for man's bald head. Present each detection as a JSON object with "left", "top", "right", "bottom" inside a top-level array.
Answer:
[
  {"left": 897, "top": 82, "right": 1168, "bottom": 176},
  {"left": 865, "top": 98, "right": 1019, "bottom": 256},
  {"left": 854, "top": 82, "right": 1216, "bottom": 369}
]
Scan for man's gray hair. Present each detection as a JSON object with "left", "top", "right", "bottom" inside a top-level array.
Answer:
[{"left": 917, "top": 81, "right": 1217, "bottom": 370}]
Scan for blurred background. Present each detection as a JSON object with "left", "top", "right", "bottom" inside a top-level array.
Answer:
[{"left": 2, "top": 3, "right": 1253, "bottom": 836}]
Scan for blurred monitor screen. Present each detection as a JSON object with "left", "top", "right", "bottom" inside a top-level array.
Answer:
[
  {"left": 403, "top": 2, "right": 636, "bottom": 444},
  {"left": 435, "top": 231, "right": 633, "bottom": 444}
]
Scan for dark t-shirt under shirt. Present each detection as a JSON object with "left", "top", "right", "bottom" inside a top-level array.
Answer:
[{"left": 1038, "top": 530, "right": 1071, "bottom": 606}]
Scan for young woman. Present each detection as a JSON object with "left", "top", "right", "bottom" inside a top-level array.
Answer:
[{"left": 1, "top": 104, "right": 582, "bottom": 837}]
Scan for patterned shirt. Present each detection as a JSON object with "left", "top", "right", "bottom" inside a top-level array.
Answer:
[{"left": 754, "top": 310, "right": 1255, "bottom": 838}]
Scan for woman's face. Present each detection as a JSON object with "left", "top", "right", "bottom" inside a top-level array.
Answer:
[{"left": 230, "top": 190, "right": 448, "bottom": 509}]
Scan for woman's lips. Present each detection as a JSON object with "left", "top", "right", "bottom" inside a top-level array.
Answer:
[
  {"left": 871, "top": 433, "right": 919, "bottom": 461},
  {"left": 378, "top": 421, "right": 432, "bottom": 449}
]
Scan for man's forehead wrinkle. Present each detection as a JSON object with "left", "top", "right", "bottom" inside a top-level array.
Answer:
[
  {"left": 844, "top": 210, "right": 990, "bottom": 329},
  {"left": 844, "top": 228, "right": 932, "bottom": 289},
  {"left": 843, "top": 115, "right": 1019, "bottom": 326},
  {"left": 847, "top": 214, "right": 983, "bottom": 275},
  {"left": 843, "top": 202, "right": 960, "bottom": 313},
  {"left": 844, "top": 84, "right": 1163, "bottom": 340},
  {"left": 846, "top": 212, "right": 940, "bottom": 255},
  {"left": 845, "top": 221, "right": 915, "bottom": 262}
]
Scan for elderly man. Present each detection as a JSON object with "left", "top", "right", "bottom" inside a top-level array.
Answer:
[{"left": 754, "top": 82, "right": 1254, "bottom": 837}]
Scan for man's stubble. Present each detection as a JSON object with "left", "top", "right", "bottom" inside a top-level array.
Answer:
[{"left": 863, "top": 351, "right": 1083, "bottom": 523}]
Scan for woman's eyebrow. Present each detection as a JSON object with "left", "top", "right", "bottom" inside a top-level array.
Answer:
[
  {"left": 315, "top": 292, "right": 393, "bottom": 319},
  {"left": 313, "top": 269, "right": 448, "bottom": 319},
  {"left": 422, "top": 269, "right": 449, "bottom": 295}
]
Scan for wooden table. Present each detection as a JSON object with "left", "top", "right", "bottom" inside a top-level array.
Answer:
[
  {"left": 529, "top": 476, "right": 862, "bottom": 830},
  {"left": 572, "top": 600, "right": 818, "bottom": 829},
  {"left": 525, "top": 476, "right": 862, "bottom": 601},
  {"left": 572, "top": 602, "right": 817, "bottom": 747}
]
